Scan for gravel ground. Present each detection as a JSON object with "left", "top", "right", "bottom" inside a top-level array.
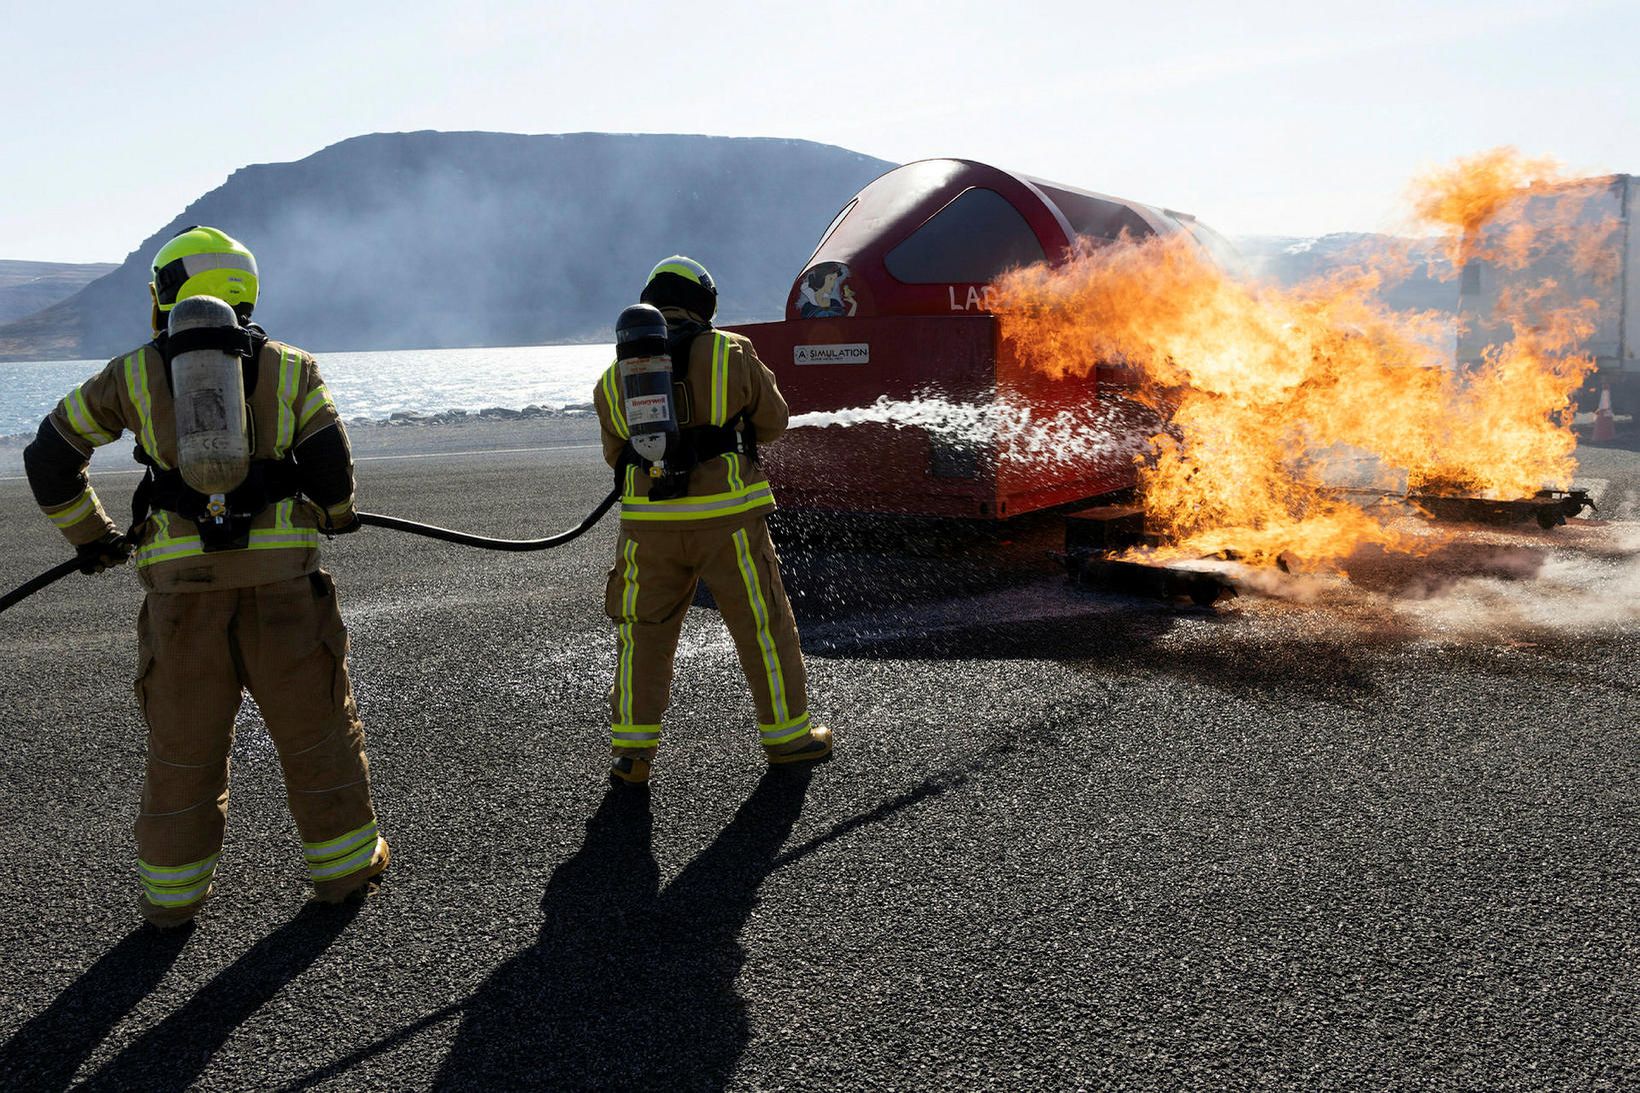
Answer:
[{"left": 0, "top": 418, "right": 1636, "bottom": 1091}]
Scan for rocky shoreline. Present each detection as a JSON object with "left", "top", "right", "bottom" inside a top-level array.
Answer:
[{"left": 361, "top": 403, "right": 594, "bottom": 427}]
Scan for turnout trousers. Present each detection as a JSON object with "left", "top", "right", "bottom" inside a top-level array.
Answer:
[
  {"left": 604, "top": 515, "right": 812, "bottom": 753},
  {"left": 132, "top": 570, "right": 388, "bottom": 924}
]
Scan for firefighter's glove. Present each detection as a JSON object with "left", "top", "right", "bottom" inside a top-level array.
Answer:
[
  {"left": 75, "top": 531, "right": 134, "bottom": 575},
  {"left": 321, "top": 511, "right": 361, "bottom": 538}
]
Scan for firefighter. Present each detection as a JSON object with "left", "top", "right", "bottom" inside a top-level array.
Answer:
[
  {"left": 593, "top": 256, "right": 831, "bottom": 786},
  {"left": 22, "top": 226, "right": 389, "bottom": 927}
]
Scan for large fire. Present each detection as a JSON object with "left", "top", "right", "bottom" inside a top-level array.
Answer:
[{"left": 990, "top": 149, "right": 1609, "bottom": 568}]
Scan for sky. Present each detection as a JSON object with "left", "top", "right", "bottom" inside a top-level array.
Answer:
[{"left": 4, "top": 0, "right": 1638, "bottom": 263}]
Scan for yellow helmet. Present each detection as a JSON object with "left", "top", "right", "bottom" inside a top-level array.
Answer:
[
  {"left": 150, "top": 226, "right": 259, "bottom": 317},
  {"left": 640, "top": 255, "right": 717, "bottom": 321}
]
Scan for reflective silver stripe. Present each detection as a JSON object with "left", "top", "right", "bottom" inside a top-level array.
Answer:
[
  {"left": 299, "top": 386, "right": 332, "bottom": 429},
  {"left": 275, "top": 349, "right": 300, "bottom": 454},
  {"left": 759, "top": 712, "right": 811, "bottom": 741},
  {"left": 143, "top": 879, "right": 212, "bottom": 906},
  {"left": 65, "top": 386, "right": 114, "bottom": 445},
  {"left": 712, "top": 334, "right": 729, "bottom": 425},
  {"left": 733, "top": 527, "right": 789, "bottom": 721},
  {"left": 182, "top": 251, "right": 258, "bottom": 278},
  {"left": 308, "top": 837, "right": 382, "bottom": 880},
  {"left": 616, "top": 538, "right": 640, "bottom": 725},
  {"left": 137, "top": 539, "right": 207, "bottom": 564},
  {"left": 139, "top": 853, "right": 220, "bottom": 883},
  {"left": 611, "top": 728, "right": 661, "bottom": 743},
  {"left": 304, "top": 821, "right": 379, "bottom": 863},
  {"left": 621, "top": 484, "right": 773, "bottom": 516},
  {"left": 124, "top": 350, "right": 167, "bottom": 468},
  {"left": 602, "top": 365, "right": 628, "bottom": 438},
  {"left": 246, "top": 532, "right": 320, "bottom": 547},
  {"left": 48, "top": 490, "right": 96, "bottom": 528},
  {"left": 135, "top": 527, "right": 319, "bottom": 567}
]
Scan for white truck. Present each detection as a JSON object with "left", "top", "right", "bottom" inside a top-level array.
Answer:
[{"left": 1457, "top": 173, "right": 1640, "bottom": 415}]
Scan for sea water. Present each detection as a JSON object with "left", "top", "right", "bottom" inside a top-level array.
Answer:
[
  {"left": 0, "top": 344, "right": 614, "bottom": 438},
  {"left": 1, "top": 344, "right": 1155, "bottom": 463}
]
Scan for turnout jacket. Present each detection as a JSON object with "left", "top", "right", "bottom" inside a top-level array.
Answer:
[
  {"left": 24, "top": 337, "right": 356, "bottom": 592},
  {"left": 593, "top": 328, "right": 790, "bottom": 528}
]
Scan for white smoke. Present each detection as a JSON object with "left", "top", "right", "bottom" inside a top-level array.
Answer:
[{"left": 1392, "top": 525, "right": 1640, "bottom": 638}]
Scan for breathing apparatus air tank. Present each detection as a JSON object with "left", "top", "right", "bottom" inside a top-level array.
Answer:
[
  {"left": 616, "top": 303, "right": 679, "bottom": 471},
  {"left": 167, "top": 295, "right": 251, "bottom": 500}
]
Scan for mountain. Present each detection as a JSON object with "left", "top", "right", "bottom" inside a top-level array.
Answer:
[
  {"left": 0, "top": 132, "right": 893, "bottom": 362},
  {"left": 0, "top": 260, "right": 118, "bottom": 326},
  {"left": 1233, "top": 233, "right": 1459, "bottom": 314}
]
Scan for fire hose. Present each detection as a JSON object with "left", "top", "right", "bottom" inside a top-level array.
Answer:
[
  {"left": 354, "top": 487, "right": 620, "bottom": 550},
  {"left": 0, "top": 487, "right": 621, "bottom": 615}
]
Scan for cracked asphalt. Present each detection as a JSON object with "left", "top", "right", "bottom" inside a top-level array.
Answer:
[{"left": 1, "top": 417, "right": 1636, "bottom": 1091}]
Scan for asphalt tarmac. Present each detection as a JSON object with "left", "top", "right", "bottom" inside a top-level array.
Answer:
[{"left": 1, "top": 418, "right": 1636, "bottom": 1091}]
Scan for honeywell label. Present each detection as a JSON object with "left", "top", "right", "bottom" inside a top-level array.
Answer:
[
  {"left": 794, "top": 343, "right": 870, "bottom": 365},
  {"left": 625, "top": 394, "right": 671, "bottom": 425}
]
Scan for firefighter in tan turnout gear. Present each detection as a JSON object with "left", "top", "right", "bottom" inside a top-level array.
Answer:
[
  {"left": 22, "top": 226, "right": 389, "bottom": 927},
  {"left": 594, "top": 256, "right": 831, "bottom": 786}
]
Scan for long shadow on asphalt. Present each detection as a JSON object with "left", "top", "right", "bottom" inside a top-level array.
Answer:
[
  {"left": 0, "top": 922, "right": 193, "bottom": 1091},
  {"left": 280, "top": 749, "right": 1013, "bottom": 1091},
  {"left": 70, "top": 900, "right": 363, "bottom": 1092},
  {"left": 431, "top": 770, "right": 811, "bottom": 1090}
]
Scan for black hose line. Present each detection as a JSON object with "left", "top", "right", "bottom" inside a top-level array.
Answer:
[
  {"left": 2, "top": 488, "right": 622, "bottom": 615},
  {"left": 0, "top": 558, "right": 83, "bottom": 614},
  {"left": 356, "top": 486, "right": 621, "bottom": 551}
]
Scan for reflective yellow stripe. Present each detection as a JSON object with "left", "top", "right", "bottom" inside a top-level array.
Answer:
[
  {"left": 135, "top": 524, "right": 319, "bottom": 567},
  {"left": 143, "top": 878, "right": 212, "bottom": 906},
  {"left": 46, "top": 489, "right": 97, "bottom": 529},
  {"left": 620, "top": 482, "right": 774, "bottom": 522},
  {"left": 309, "top": 838, "right": 381, "bottom": 881},
  {"left": 64, "top": 386, "right": 114, "bottom": 446},
  {"left": 760, "top": 711, "right": 812, "bottom": 746},
  {"left": 304, "top": 820, "right": 379, "bottom": 860},
  {"left": 732, "top": 526, "right": 789, "bottom": 722},
  {"left": 275, "top": 349, "right": 300, "bottom": 454},
  {"left": 139, "top": 852, "right": 219, "bottom": 906},
  {"left": 711, "top": 334, "right": 729, "bottom": 426},
  {"left": 602, "top": 363, "right": 629, "bottom": 439},
  {"left": 304, "top": 821, "right": 381, "bottom": 879},
  {"left": 275, "top": 498, "right": 293, "bottom": 530},
  {"left": 611, "top": 724, "right": 662, "bottom": 748},
  {"left": 298, "top": 384, "right": 333, "bottom": 429},
  {"left": 652, "top": 260, "right": 707, "bottom": 283},
  {"left": 124, "top": 350, "right": 168, "bottom": 468},
  {"left": 138, "top": 853, "right": 220, "bottom": 882},
  {"left": 615, "top": 537, "right": 640, "bottom": 725},
  {"left": 724, "top": 453, "right": 744, "bottom": 493}
]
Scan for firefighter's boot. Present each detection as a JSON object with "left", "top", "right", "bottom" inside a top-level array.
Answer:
[
  {"left": 765, "top": 725, "right": 833, "bottom": 767},
  {"left": 610, "top": 747, "right": 656, "bottom": 787}
]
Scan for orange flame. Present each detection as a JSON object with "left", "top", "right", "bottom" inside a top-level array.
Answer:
[
  {"left": 991, "top": 149, "right": 1604, "bottom": 568},
  {"left": 1410, "top": 147, "right": 1564, "bottom": 267}
]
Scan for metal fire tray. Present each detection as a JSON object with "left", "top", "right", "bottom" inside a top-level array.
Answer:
[
  {"left": 1068, "top": 555, "right": 1238, "bottom": 607},
  {"left": 1408, "top": 488, "right": 1593, "bottom": 529},
  {"left": 1061, "top": 504, "right": 1236, "bottom": 606}
]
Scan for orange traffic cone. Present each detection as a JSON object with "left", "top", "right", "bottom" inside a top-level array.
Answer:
[{"left": 1592, "top": 382, "right": 1616, "bottom": 443}]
